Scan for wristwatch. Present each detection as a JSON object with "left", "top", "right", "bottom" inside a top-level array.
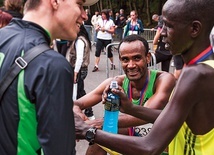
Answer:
[{"left": 85, "top": 127, "right": 97, "bottom": 145}]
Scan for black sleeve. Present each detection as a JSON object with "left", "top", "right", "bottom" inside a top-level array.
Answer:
[{"left": 26, "top": 51, "right": 76, "bottom": 155}]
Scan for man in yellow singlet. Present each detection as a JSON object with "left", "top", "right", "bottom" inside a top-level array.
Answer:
[{"left": 75, "top": 0, "right": 214, "bottom": 154}]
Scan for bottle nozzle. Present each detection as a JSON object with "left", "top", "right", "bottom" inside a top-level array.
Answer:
[{"left": 110, "top": 80, "right": 118, "bottom": 89}]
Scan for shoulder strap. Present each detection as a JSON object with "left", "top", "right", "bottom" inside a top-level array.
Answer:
[
  {"left": 144, "top": 70, "right": 157, "bottom": 102},
  {"left": 0, "top": 44, "right": 50, "bottom": 102},
  {"left": 122, "top": 76, "right": 129, "bottom": 95}
]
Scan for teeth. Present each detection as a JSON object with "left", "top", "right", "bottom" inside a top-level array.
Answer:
[
  {"left": 77, "top": 23, "right": 80, "bottom": 28},
  {"left": 165, "top": 43, "right": 170, "bottom": 50}
]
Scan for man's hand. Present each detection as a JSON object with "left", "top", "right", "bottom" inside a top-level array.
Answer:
[
  {"left": 74, "top": 113, "right": 90, "bottom": 139},
  {"left": 73, "top": 105, "right": 88, "bottom": 121},
  {"left": 85, "top": 118, "right": 103, "bottom": 129},
  {"left": 101, "top": 85, "right": 134, "bottom": 114}
]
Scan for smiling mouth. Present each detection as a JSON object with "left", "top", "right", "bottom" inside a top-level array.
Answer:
[{"left": 127, "top": 70, "right": 138, "bottom": 76}]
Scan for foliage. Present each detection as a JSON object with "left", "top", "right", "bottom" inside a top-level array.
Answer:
[
  {"left": 85, "top": 0, "right": 167, "bottom": 28},
  {"left": 0, "top": 0, "right": 3, "bottom": 7},
  {"left": 0, "top": 0, "right": 167, "bottom": 28}
]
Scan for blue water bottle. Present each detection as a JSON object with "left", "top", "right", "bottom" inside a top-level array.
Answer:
[{"left": 103, "top": 80, "right": 120, "bottom": 134}]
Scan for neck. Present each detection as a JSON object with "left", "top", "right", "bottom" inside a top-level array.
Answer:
[
  {"left": 23, "top": 9, "right": 53, "bottom": 41},
  {"left": 182, "top": 37, "right": 211, "bottom": 64},
  {"left": 187, "top": 46, "right": 213, "bottom": 65},
  {"left": 132, "top": 19, "right": 137, "bottom": 22},
  {"left": 130, "top": 70, "right": 149, "bottom": 91},
  {"left": 128, "top": 71, "right": 149, "bottom": 105}
]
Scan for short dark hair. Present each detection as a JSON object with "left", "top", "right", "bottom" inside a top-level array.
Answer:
[
  {"left": 118, "top": 35, "right": 149, "bottom": 55},
  {"left": 101, "top": 9, "right": 110, "bottom": 20},
  {"left": 163, "top": 0, "right": 214, "bottom": 32}
]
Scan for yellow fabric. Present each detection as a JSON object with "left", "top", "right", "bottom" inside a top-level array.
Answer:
[
  {"left": 169, "top": 122, "right": 214, "bottom": 155},
  {"left": 169, "top": 60, "right": 214, "bottom": 155},
  {"left": 99, "top": 145, "right": 121, "bottom": 155},
  {"left": 199, "top": 60, "right": 214, "bottom": 68}
]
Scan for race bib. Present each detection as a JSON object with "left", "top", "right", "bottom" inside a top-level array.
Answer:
[
  {"left": 128, "top": 30, "right": 138, "bottom": 35},
  {"left": 133, "top": 123, "right": 153, "bottom": 137}
]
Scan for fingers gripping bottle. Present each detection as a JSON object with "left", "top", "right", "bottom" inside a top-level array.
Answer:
[{"left": 103, "top": 81, "right": 120, "bottom": 134}]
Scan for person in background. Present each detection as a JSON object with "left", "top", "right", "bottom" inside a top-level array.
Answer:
[
  {"left": 108, "top": 9, "right": 114, "bottom": 21},
  {"left": 53, "top": 39, "right": 70, "bottom": 56},
  {"left": 115, "top": 9, "right": 126, "bottom": 40},
  {"left": 151, "top": 14, "right": 163, "bottom": 31},
  {"left": 75, "top": 0, "right": 214, "bottom": 155},
  {"left": 91, "top": 11, "right": 101, "bottom": 45},
  {"left": 84, "top": 9, "right": 93, "bottom": 42},
  {"left": 115, "top": 12, "right": 119, "bottom": 22},
  {"left": 123, "top": 15, "right": 131, "bottom": 38},
  {"left": 0, "top": 0, "right": 91, "bottom": 154},
  {"left": 3, "top": 0, "right": 23, "bottom": 18},
  {"left": 66, "top": 25, "right": 95, "bottom": 120},
  {"left": 92, "top": 9, "right": 115, "bottom": 72},
  {"left": 114, "top": 12, "right": 120, "bottom": 40},
  {"left": 153, "top": 26, "right": 172, "bottom": 72},
  {"left": 0, "top": 10, "right": 12, "bottom": 28},
  {"left": 124, "top": 10, "right": 144, "bottom": 37},
  {"left": 119, "top": 9, "right": 125, "bottom": 17}
]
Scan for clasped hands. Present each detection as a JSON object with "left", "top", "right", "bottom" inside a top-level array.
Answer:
[{"left": 74, "top": 84, "right": 134, "bottom": 139}]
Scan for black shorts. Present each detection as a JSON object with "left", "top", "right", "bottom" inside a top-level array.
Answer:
[{"left": 95, "top": 39, "right": 113, "bottom": 58}]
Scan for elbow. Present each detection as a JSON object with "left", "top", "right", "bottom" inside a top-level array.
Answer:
[
  {"left": 150, "top": 149, "right": 163, "bottom": 155},
  {"left": 142, "top": 144, "right": 164, "bottom": 155},
  {"left": 133, "top": 145, "right": 160, "bottom": 155}
]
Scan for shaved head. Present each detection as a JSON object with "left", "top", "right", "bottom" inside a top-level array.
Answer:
[{"left": 163, "top": 0, "right": 214, "bottom": 31}]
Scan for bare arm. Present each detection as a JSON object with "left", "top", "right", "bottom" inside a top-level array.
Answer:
[
  {"left": 74, "top": 78, "right": 113, "bottom": 110},
  {"left": 153, "top": 28, "right": 161, "bottom": 45}
]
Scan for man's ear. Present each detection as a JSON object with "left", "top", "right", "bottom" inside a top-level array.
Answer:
[
  {"left": 190, "top": 21, "right": 202, "bottom": 38},
  {"left": 146, "top": 52, "right": 151, "bottom": 64},
  {"left": 51, "top": 0, "right": 59, "bottom": 10}
]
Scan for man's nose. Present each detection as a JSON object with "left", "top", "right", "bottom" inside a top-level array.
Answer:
[
  {"left": 127, "top": 60, "right": 135, "bottom": 68},
  {"left": 82, "top": 9, "right": 88, "bottom": 21}
]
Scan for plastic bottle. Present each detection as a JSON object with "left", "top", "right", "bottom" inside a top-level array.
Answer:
[{"left": 103, "top": 80, "right": 120, "bottom": 134}]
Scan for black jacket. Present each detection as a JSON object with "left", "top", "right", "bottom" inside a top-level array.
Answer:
[{"left": 0, "top": 19, "right": 76, "bottom": 155}]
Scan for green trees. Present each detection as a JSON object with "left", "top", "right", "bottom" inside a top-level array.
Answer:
[
  {"left": 0, "top": 0, "right": 166, "bottom": 28},
  {"left": 0, "top": 0, "right": 3, "bottom": 7},
  {"left": 86, "top": 0, "right": 167, "bottom": 28}
]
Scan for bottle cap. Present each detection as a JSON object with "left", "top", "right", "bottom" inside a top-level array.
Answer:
[{"left": 110, "top": 80, "right": 118, "bottom": 89}]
